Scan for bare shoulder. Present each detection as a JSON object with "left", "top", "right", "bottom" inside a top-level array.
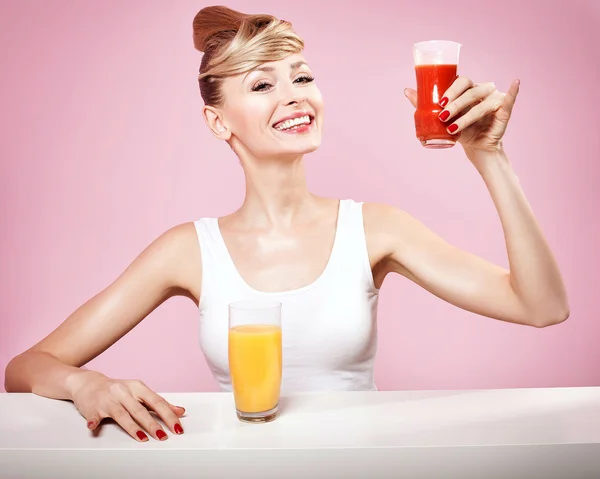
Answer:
[
  {"left": 115, "top": 221, "right": 202, "bottom": 306},
  {"left": 148, "top": 221, "right": 202, "bottom": 304},
  {"left": 362, "top": 201, "right": 444, "bottom": 281},
  {"left": 361, "top": 202, "right": 413, "bottom": 255},
  {"left": 362, "top": 201, "right": 436, "bottom": 246},
  {"left": 362, "top": 201, "right": 402, "bottom": 225}
]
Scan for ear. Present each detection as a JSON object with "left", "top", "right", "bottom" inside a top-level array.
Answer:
[{"left": 203, "top": 106, "right": 232, "bottom": 141}]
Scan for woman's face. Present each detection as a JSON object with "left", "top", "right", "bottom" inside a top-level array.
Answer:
[{"left": 208, "top": 53, "right": 324, "bottom": 160}]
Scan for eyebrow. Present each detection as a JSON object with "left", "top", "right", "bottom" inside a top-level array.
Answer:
[{"left": 244, "top": 61, "right": 308, "bottom": 81}]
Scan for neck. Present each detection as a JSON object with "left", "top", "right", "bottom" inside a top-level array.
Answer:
[{"left": 238, "top": 154, "right": 315, "bottom": 229}]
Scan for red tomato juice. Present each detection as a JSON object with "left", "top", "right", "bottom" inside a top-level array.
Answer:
[{"left": 414, "top": 64, "right": 460, "bottom": 148}]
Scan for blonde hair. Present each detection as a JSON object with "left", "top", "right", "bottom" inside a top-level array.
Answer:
[{"left": 192, "top": 6, "right": 304, "bottom": 106}]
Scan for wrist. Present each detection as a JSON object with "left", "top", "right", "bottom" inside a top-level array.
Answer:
[
  {"left": 463, "top": 144, "right": 512, "bottom": 179},
  {"left": 65, "top": 368, "right": 104, "bottom": 400}
]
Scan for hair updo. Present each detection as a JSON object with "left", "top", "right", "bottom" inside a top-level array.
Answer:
[{"left": 192, "top": 6, "right": 305, "bottom": 106}]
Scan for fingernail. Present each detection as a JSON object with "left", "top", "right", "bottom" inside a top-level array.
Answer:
[
  {"left": 447, "top": 124, "right": 459, "bottom": 134},
  {"left": 87, "top": 421, "right": 95, "bottom": 429},
  {"left": 136, "top": 430, "right": 148, "bottom": 441},
  {"left": 403, "top": 88, "right": 409, "bottom": 97},
  {"left": 439, "top": 97, "right": 449, "bottom": 108},
  {"left": 156, "top": 430, "right": 167, "bottom": 440},
  {"left": 174, "top": 423, "right": 184, "bottom": 434},
  {"left": 439, "top": 110, "right": 450, "bottom": 122}
]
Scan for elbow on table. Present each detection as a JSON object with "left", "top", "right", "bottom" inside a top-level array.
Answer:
[
  {"left": 4, "top": 352, "right": 32, "bottom": 393},
  {"left": 4, "top": 357, "right": 20, "bottom": 393}
]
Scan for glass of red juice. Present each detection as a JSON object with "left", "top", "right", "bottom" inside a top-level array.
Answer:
[{"left": 413, "top": 40, "right": 461, "bottom": 149}]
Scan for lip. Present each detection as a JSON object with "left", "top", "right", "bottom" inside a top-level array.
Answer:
[{"left": 272, "top": 111, "right": 314, "bottom": 128}]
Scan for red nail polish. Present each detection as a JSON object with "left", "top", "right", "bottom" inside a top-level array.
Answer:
[
  {"left": 439, "top": 110, "right": 450, "bottom": 122},
  {"left": 87, "top": 421, "right": 94, "bottom": 429},
  {"left": 447, "top": 124, "right": 459, "bottom": 134},
  {"left": 136, "top": 430, "right": 148, "bottom": 441},
  {"left": 156, "top": 430, "right": 167, "bottom": 440},
  {"left": 174, "top": 424, "right": 184, "bottom": 434},
  {"left": 439, "top": 97, "right": 449, "bottom": 107}
]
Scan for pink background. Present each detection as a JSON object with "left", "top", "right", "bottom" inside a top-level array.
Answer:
[{"left": 1, "top": 0, "right": 599, "bottom": 393}]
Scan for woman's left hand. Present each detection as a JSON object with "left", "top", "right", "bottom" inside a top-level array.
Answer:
[{"left": 405, "top": 77, "right": 520, "bottom": 154}]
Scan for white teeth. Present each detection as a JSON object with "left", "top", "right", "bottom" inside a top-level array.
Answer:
[{"left": 275, "top": 115, "right": 311, "bottom": 131}]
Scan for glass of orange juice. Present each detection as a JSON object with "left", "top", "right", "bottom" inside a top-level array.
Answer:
[{"left": 228, "top": 299, "right": 282, "bottom": 423}]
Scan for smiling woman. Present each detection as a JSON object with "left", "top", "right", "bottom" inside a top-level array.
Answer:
[
  {"left": 195, "top": 7, "right": 323, "bottom": 160},
  {"left": 4, "top": 5, "right": 569, "bottom": 443},
  {"left": 205, "top": 53, "right": 322, "bottom": 158}
]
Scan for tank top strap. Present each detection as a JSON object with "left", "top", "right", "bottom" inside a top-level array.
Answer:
[
  {"left": 193, "top": 217, "right": 230, "bottom": 305},
  {"left": 329, "top": 199, "right": 380, "bottom": 294}
]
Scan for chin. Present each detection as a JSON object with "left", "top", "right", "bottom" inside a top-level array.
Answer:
[
  {"left": 261, "top": 138, "right": 322, "bottom": 159},
  {"left": 271, "top": 121, "right": 322, "bottom": 157},
  {"left": 283, "top": 144, "right": 321, "bottom": 158},
  {"left": 294, "top": 139, "right": 321, "bottom": 154}
]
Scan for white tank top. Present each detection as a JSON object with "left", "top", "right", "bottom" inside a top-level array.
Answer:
[{"left": 193, "top": 199, "right": 380, "bottom": 393}]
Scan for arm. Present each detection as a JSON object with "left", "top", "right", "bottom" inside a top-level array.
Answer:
[
  {"left": 381, "top": 77, "right": 570, "bottom": 327},
  {"left": 365, "top": 148, "right": 569, "bottom": 328},
  {"left": 4, "top": 222, "right": 202, "bottom": 398}
]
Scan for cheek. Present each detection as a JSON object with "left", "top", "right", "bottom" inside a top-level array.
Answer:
[
  {"left": 309, "top": 89, "right": 325, "bottom": 115},
  {"left": 228, "top": 114, "right": 263, "bottom": 139},
  {"left": 236, "top": 103, "right": 272, "bottom": 133}
]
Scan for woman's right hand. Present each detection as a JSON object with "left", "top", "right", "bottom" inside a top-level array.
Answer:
[{"left": 68, "top": 370, "right": 186, "bottom": 442}]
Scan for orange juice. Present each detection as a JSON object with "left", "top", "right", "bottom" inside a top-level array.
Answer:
[{"left": 228, "top": 324, "right": 282, "bottom": 413}]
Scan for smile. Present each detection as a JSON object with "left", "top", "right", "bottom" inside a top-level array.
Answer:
[{"left": 273, "top": 115, "right": 314, "bottom": 132}]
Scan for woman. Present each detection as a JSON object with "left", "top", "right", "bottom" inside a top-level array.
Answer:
[{"left": 4, "top": 6, "right": 569, "bottom": 442}]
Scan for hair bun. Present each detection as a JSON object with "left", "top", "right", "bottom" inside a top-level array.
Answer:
[
  {"left": 192, "top": 6, "right": 303, "bottom": 105},
  {"left": 193, "top": 6, "right": 248, "bottom": 53}
]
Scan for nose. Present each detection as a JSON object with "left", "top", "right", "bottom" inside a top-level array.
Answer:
[
  {"left": 280, "top": 82, "right": 305, "bottom": 106},
  {"left": 285, "top": 95, "right": 305, "bottom": 106},
  {"left": 282, "top": 94, "right": 305, "bottom": 107}
]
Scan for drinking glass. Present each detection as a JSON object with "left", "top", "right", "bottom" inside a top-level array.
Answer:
[
  {"left": 228, "top": 299, "right": 282, "bottom": 423},
  {"left": 413, "top": 40, "right": 462, "bottom": 149}
]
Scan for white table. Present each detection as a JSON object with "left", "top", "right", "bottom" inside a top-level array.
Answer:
[{"left": 1, "top": 387, "right": 599, "bottom": 478}]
